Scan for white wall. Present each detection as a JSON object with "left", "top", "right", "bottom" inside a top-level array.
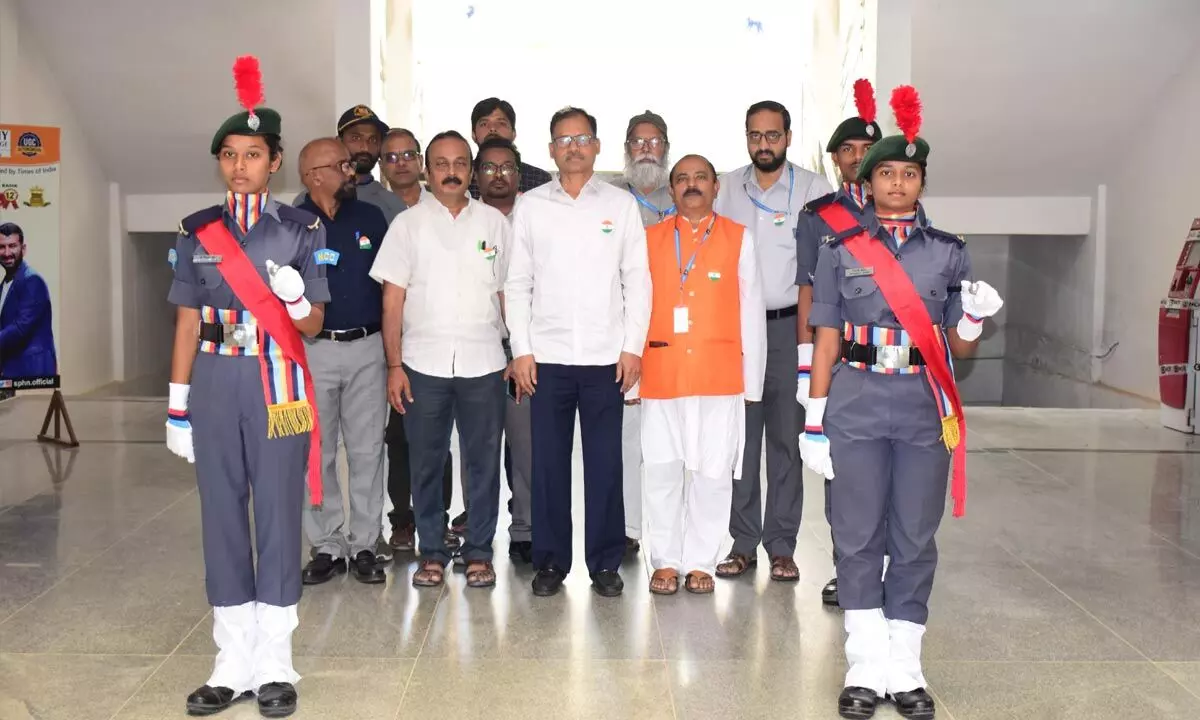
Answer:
[{"left": 1102, "top": 44, "right": 1200, "bottom": 401}]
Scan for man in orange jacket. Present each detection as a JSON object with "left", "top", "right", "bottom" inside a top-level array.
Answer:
[{"left": 639, "top": 154, "right": 767, "bottom": 595}]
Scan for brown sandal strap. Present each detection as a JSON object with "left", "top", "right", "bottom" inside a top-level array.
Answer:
[
  {"left": 685, "top": 571, "right": 715, "bottom": 593},
  {"left": 716, "top": 553, "right": 754, "bottom": 575}
]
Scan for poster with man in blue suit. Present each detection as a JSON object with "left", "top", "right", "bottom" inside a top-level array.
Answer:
[{"left": 0, "top": 221, "right": 57, "bottom": 384}]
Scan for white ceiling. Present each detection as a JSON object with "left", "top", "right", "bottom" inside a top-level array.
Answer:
[
  {"left": 16, "top": 0, "right": 336, "bottom": 194},
  {"left": 911, "top": 0, "right": 1200, "bottom": 196}
]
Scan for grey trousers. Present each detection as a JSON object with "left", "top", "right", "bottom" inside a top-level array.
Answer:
[
  {"left": 191, "top": 352, "right": 308, "bottom": 608},
  {"left": 730, "top": 313, "right": 805, "bottom": 558},
  {"left": 505, "top": 393, "right": 533, "bottom": 542},
  {"left": 826, "top": 367, "right": 950, "bottom": 625},
  {"left": 302, "top": 334, "right": 388, "bottom": 558}
]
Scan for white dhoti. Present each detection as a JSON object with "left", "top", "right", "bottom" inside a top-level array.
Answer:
[{"left": 641, "top": 395, "right": 745, "bottom": 576}]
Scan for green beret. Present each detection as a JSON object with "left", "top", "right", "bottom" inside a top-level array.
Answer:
[
  {"left": 856, "top": 134, "right": 930, "bottom": 182},
  {"left": 210, "top": 108, "right": 282, "bottom": 155},
  {"left": 825, "top": 117, "right": 883, "bottom": 152}
]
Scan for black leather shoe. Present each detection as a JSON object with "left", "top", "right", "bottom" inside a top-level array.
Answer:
[
  {"left": 185, "top": 685, "right": 251, "bottom": 716},
  {"left": 590, "top": 570, "right": 624, "bottom": 597},
  {"left": 625, "top": 536, "right": 641, "bottom": 555},
  {"left": 257, "top": 682, "right": 298, "bottom": 718},
  {"left": 838, "top": 686, "right": 879, "bottom": 719},
  {"left": 892, "top": 688, "right": 935, "bottom": 719},
  {"left": 301, "top": 553, "right": 346, "bottom": 585},
  {"left": 508, "top": 541, "right": 532, "bottom": 564},
  {"left": 822, "top": 577, "right": 839, "bottom": 606},
  {"left": 532, "top": 566, "right": 566, "bottom": 596},
  {"left": 351, "top": 550, "right": 386, "bottom": 584}
]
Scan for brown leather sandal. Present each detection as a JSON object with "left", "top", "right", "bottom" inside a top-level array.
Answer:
[
  {"left": 465, "top": 561, "right": 496, "bottom": 588},
  {"left": 715, "top": 553, "right": 756, "bottom": 578},
  {"left": 412, "top": 559, "right": 445, "bottom": 587},
  {"left": 685, "top": 571, "right": 715, "bottom": 594},
  {"left": 769, "top": 555, "right": 800, "bottom": 582},
  {"left": 649, "top": 568, "right": 680, "bottom": 595}
]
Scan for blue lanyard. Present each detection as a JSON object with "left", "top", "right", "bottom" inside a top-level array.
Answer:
[
  {"left": 629, "top": 185, "right": 676, "bottom": 220},
  {"left": 744, "top": 165, "right": 794, "bottom": 217},
  {"left": 674, "top": 215, "right": 718, "bottom": 290}
]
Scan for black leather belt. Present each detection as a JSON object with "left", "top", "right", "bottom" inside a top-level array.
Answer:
[
  {"left": 315, "top": 324, "right": 381, "bottom": 342},
  {"left": 766, "top": 305, "right": 798, "bottom": 320},
  {"left": 842, "top": 339, "right": 926, "bottom": 368}
]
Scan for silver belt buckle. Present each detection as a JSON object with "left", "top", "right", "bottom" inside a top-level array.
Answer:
[
  {"left": 874, "top": 344, "right": 911, "bottom": 370},
  {"left": 222, "top": 322, "right": 257, "bottom": 348}
]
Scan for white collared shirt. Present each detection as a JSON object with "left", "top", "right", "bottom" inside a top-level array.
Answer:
[
  {"left": 505, "top": 174, "right": 651, "bottom": 366},
  {"left": 370, "top": 195, "right": 511, "bottom": 379}
]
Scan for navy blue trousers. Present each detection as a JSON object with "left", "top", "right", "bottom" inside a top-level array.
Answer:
[{"left": 530, "top": 363, "right": 625, "bottom": 575}]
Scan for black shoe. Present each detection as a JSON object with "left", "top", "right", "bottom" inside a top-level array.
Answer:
[
  {"left": 301, "top": 553, "right": 346, "bottom": 585},
  {"left": 450, "top": 511, "right": 468, "bottom": 535},
  {"left": 257, "top": 682, "right": 298, "bottom": 718},
  {"left": 822, "top": 577, "right": 839, "bottom": 606},
  {"left": 624, "top": 536, "right": 641, "bottom": 555},
  {"left": 351, "top": 550, "right": 386, "bottom": 584},
  {"left": 532, "top": 566, "right": 566, "bottom": 596},
  {"left": 892, "top": 688, "right": 935, "bottom": 719},
  {"left": 508, "top": 541, "right": 532, "bottom": 564},
  {"left": 838, "top": 686, "right": 879, "bottom": 719},
  {"left": 373, "top": 536, "right": 394, "bottom": 565},
  {"left": 590, "top": 570, "right": 624, "bottom": 597},
  {"left": 185, "top": 685, "right": 252, "bottom": 716}
]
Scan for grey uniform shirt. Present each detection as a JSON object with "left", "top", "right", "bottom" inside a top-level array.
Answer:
[
  {"left": 294, "top": 177, "right": 406, "bottom": 226},
  {"left": 610, "top": 179, "right": 675, "bottom": 228},
  {"left": 168, "top": 198, "right": 331, "bottom": 311},
  {"left": 809, "top": 204, "right": 969, "bottom": 333},
  {"left": 715, "top": 161, "right": 833, "bottom": 310}
]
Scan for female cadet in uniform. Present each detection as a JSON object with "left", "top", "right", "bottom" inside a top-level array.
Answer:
[
  {"left": 164, "top": 57, "right": 329, "bottom": 718},
  {"left": 800, "top": 86, "right": 1003, "bottom": 720}
]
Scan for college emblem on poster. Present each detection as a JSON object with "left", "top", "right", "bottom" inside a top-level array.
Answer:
[{"left": 16, "top": 132, "right": 43, "bottom": 159}]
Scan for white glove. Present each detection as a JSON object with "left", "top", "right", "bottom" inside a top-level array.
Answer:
[
  {"left": 266, "top": 258, "right": 311, "bottom": 320},
  {"left": 957, "top": 280, "right": 1003, "bottom": 342},
  {"left": 796, "top": 343, "right": 813, "bottom": 410},
  {"left": 165, "top": 382, "right": 195, "bottom": 464},
  {"left": 799, "top": 396, "right": 835, "bottom": 480}
]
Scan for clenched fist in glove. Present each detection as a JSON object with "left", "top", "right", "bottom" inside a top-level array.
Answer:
[
  {"left": 956, "top": 280, "right": 1004, "bottom": 342},
  {"left": 266, "top": 258, "right": 311, "bottom": 320},
  {"left": 166, "top": 382, "right": 195, "bottom": 463},
  {"left": 796, "top": 343, "right": 813, "bottom": 410},
  {"left": 799, "top": 396, "right": 835, "bottom": 480}
]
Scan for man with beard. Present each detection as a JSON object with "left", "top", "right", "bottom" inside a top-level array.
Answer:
[
  {"left": 713, "top": 100, "right": 833, "bottom": 583},
  {"left": 296, "top": 138, "right": 392, "bottom": 586},
  {"left": 0, "top": 222, "right": 57, "bottom": 380},
  {"left": 610, "top": 110, "right": 674, "bottom": 555},
  {"left": 796, "top": 79, "right": 882, "bottom": 607},
  {"left": 296, "top": 105, "right": 406, "bottom": 225},
  {"left": 381, "top": 128, "right": 427, "bottom": 210},
  {"left": 372, "top": 131, "right": 510, "bottom": 589},
  {"left": 466, "top": 97, "right": 553, "bottom": 200}
]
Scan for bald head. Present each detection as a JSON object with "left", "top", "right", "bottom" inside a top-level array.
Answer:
[
  {"left": 300, "top": 137, "right": 354, "bottom": 203},
  {"left": 668, "top": 154, "right": 721, "bottom": 221}
]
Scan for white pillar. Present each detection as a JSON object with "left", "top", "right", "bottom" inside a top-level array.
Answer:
[
  {"left": 333, "top": 0, "right": 373, "bottom": 122},
  {"left": 383, "top": 0, "right": 416, "bottom": 132},
  {"left": 872, "top": 0, "right": 913, "bottom": 131},
  {"left": 108, "top": 181, "right": 127, "bottom": 382},
  {"left": 1090, "top": 184, "right": 1108, "bottom": 384}
]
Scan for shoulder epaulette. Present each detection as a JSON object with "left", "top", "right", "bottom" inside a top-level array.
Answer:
[
  {"left": 179, "top": 206, "right": 224, "bottom": 236},
  {"left": 277, "top": 204, "right": 321, "bottom": 230},
  {"left": 802, "top": 191, "right": 839, "bottom": 214},
  {"left": 926, "top": 227, "right": 966, "bottom": 246}
]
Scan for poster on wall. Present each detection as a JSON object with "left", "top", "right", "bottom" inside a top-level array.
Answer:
[{"left": 0, "top": 124, "right": 60, "bottom": 393}]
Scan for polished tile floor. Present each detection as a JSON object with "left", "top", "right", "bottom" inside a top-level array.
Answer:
[{"left": 2, "top": 395, "right": 1200, "bottom": 719}]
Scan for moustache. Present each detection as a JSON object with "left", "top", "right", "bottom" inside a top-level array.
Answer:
[
  {"left": 442, "top": 177, "right": 463, "bottom": 186},
  {"left": 683, "top": 188, "right": 702, "bottom": 197},
  {"left": 565, "top": 152, "right": 584, "bottom": 161}
]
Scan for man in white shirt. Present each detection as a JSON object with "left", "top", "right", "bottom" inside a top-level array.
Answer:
[
  {"left": 506, "top": 107, "right": 652, "bottom": 598},
  {"left": 713, "top": 101, "right": 834, "bottom": 583},
  {"left": 370, "top": 130, "right": 511, "bottom": 590}
]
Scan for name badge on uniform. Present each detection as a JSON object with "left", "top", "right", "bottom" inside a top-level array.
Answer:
[
  {"left": 167, "top": 248, "right": 178, "bottom": 269},
  {"left": 356, "top": 232, "right": 372, "bottom": 250},
  {"left": 845, "top": 266, "right": 875, "bottom": 278},
  {"left": 314, "top": 248, "right": 341, "bottom": 266},
  {"left": 674, "top": 306, "right": 689, "bottom": 334},
  {"left": 193, "top": 254, "right": 222, "bottom": 265}
]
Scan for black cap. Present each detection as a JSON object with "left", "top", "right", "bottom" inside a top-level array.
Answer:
[{"left": 337, "top": 105, "right": 389, "bottom": 136}]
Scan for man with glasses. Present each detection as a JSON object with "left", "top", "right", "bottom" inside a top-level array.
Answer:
[
  {"left": 610, "top": 109, "right": 674, "bottom": 557},
  {"left": 295, "top": 138, "right": 391, "bottom": 586},
  {"left": 296, "top": 105, "right": 405, "bottom": 226},
  {"left": 506, "top": 107, "right": 651, "bottom": 598},
  {"left": 382, "top": 129, "right": 427, "bottom": 210},
  {"left": 713, "top": 100, "right": 833, "bottom": 583},
  {"left": 466, "top": 97, "right": 553, "bottom": 200}
]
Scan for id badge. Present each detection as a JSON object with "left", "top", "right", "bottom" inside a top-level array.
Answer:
[{"left": 674, "top": 306, "right": 689, "bottom": 334}]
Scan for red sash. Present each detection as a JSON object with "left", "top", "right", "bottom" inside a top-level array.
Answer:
[
  {"left": 194, "top": 220, "right": 323, "bottom": 508},
  {"left": 816, "top": 203, "right": 967, "bottom": 517}
]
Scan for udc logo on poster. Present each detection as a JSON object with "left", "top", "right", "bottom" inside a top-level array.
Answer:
[{"left": 16, "top": 131, "right": 43, "bottom": 159}]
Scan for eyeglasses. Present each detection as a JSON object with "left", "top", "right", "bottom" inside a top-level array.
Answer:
[
  {"left": 384, "top": 150, "right": 420, "bottom": 164},
  {"left": 552, "top": 134, "right": 596, "bottom": 148},
  {"left": 479, "top": 162, "right": 518, "bottom": 177},
  {"left": 627, "top": 137, "right": 664, "bottom": 150},
  {"left": 432, "top": 158, "right": 472, "bottom": 172},
  {"left": 308, "top": 160, "right": 353, "bottom": 174},
  {"left": 746, "top": 131, "right": 784, "bottom": 144}
]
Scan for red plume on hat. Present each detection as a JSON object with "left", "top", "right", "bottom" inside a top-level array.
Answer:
[
  {"left": 890, "top": 85, "right": 922, "bottom": 143},
  {"left": 232, "top": 55, "right": 264, "bottom": 130},
  {"left": 853, "top": 79, "right": 877, "bottom": 125}
]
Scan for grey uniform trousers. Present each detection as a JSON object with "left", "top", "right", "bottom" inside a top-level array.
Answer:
[
  {"left": 826, "top": 367, "right": 950, "bottom": 626},
  {"left": 505, "top": 392, "right": 533, "bottom": 542},
  {"left": 191, "top": 352, "right": 308, "bottom": 608},
  {"left": 730, "top": 313, "right": 806, "bottom": 558},
  {"left": 302, "top": 334, "right": 388, "bottom": 558}
]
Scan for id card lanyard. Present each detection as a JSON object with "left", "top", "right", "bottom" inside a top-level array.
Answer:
[
  {"left": 630, "top": 184, "right": 676, "bottom": 220},
  {"left": 673, "top": 214, "right": 718, "bottom": 334},
  {"left": 744, "top": 164, "right": 794, "bottom": 227}
]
